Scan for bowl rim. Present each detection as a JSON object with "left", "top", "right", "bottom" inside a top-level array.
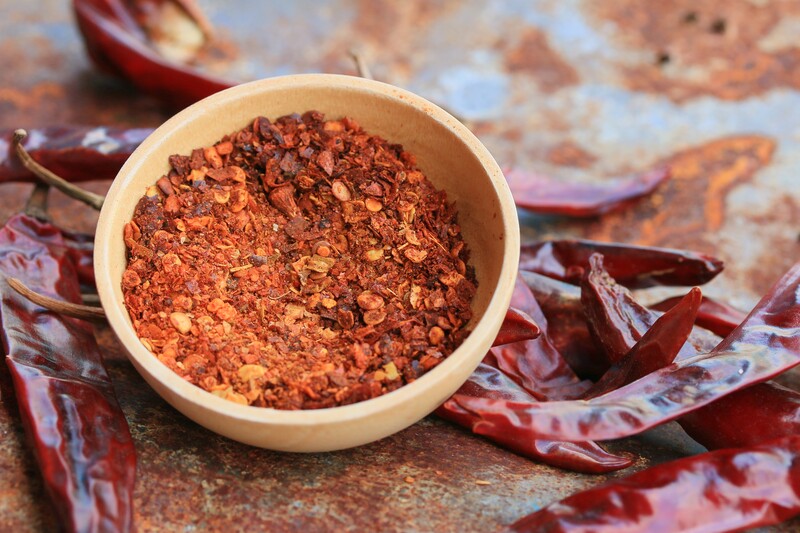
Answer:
[{"left": 95, "top": 73, "right": 520, "bottom": 428}]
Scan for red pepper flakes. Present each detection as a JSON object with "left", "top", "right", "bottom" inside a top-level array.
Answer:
[{"left": 121, "top": 111, "right": 477, "bottom": 410}]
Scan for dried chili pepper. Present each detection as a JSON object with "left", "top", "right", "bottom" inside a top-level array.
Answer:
[
  {"left": 452, "top": 261, "right": 800, "bottom": 442},
  {"left": 1, "top": 126, "right": 150, "bottom": 183},
  {"left": 62, "top": 230, "right": 97, "bottom": 290},
  {"left": 73, "top": 0, "right": 233, "bottom": 108},
  {"left": 492, "top": 307, "right": 540, "bottom": 347},
  {"left": 438, "top": 275, "right": 631, "bottom": 473},
  {"left": 520, "top": 239, "right": 724, "bottom": 288},
  {"left": 0, "top": 184, "right": 135, "bottom": 532},
  {"left": 436, "top": 358, "right": 632, "bottom": 474},
  {"left": 508, "top": 435, "right": 800, "bottom": 533},
  {"left": 519, "top": 270, "right": 604, "bottom": 379},
  {"left": 680, "top": 382, "right": 800, "bottom": 450},
  {"left": 492, "top": 276, "right": 591, "bottom": 401},
  {"left": 520, "top": 267, "right": 721, "bottom": 378},
  {"left": 580, "top": 254, "right": 708, "bottom": 370},
  {"left": 578, "top": 253, "right": 800, "bottom": 452},
  {"left": 504, "top": 166, "right": 670, "bottom": 217},
  {"left": 581, "top": 287, "right": 701, "bottom": 398},
  {"left": 651, "top": 293, "right": 747, "bottom": 337}
]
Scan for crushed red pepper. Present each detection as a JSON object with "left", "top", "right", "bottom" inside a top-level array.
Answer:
[{"left": 121, "top": 111, "right": 477, "bottom": 409}]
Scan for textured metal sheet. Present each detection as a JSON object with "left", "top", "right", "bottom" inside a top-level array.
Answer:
[{"left": 0, "top": 1, "right": 799, "bottom": 531}]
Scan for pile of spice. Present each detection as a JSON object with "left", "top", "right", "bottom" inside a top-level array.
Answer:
[{"left": 121, "top": 111, "right": 477, "bottom": 409}]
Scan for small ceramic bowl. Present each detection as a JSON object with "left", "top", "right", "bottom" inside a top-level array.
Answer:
[{"left": 95, "top": 74, "right": 519, "bottom": 452}]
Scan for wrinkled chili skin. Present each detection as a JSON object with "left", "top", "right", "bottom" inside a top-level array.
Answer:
[
  {"left": 518, "top": 270, "right": 604, "bottom": 379},
  {"left": 651, "top": 294, "right": 747, "bottom": 337},
  {"left": 492, "top": 307, "right": 540, "bottom": 347},
  {"left": 520, "top": 239, "right": 724, "bottom": 288},
  {"left": 61, "top": 230, "right": 96, "bottom": 289},
  {"left": 73, "top": 0, "right": 233, "bottom": 108},
  {"left": 681, "top": 382, "right": 800, "bottom": 450},
  {"left": 581, "top": 254, "right": 708, "bottom": 368},
  {"left": 493, "top": 276, "right": 591, "bottom": 401},
  {"left": 1, "top": 126, "right": 150, "bottom": 183},
  {"left": 454, "top": 261, "right": 800, "bottom": 443},
  {"left": 0, "top": 214, "right": 135, "bottom": 533},
  {"left": 439, "top": 275, "right": 630, "bottom": 473},
  {"left": 581, "top": 254, "right": 800, "bottom": 452},
  {"left": 504, "top": 166, "right": 669, "bottom": 217},
  {"left": 508, "top": 435, "right": 800, "bottom": 533},
  {"left": 581, "top": 287, "right": 701, "bottom": 399},
  {"left": 436, "top": 360, "right": 632, "bottom": 474}
]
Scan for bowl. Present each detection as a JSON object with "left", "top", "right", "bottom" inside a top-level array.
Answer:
[{"left": 95, "top": 73, "right": 520, "bottom": 452}]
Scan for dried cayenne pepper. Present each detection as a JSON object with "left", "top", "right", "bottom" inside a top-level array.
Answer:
[{"left": 121, "top": 111, "right": 477, "bottom": 409}]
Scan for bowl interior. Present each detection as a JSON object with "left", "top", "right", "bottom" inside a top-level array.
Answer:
[{"left": 95, "top": 74, "right": 519, "bottom": 451}]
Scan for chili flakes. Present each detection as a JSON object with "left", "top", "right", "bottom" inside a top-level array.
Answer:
[{"left": 122, "top": 111, "right": 477, "bottom": 410}]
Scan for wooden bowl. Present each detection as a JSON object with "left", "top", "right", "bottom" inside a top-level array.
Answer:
[{"left": 95, "top": 74, "right": 519, "bottom": 452}]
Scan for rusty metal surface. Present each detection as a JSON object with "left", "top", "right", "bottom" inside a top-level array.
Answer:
[{"left": 1, "top": 0, "right": 799, "bottom": 531}]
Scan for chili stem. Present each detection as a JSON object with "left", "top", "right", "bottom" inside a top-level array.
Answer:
[
  {"left": 349, "top": 49, "right": 374, "bottom": 80},
  {"left": 24, "top": 183, "right": 52, "bottom": 222},
  {"left": 81, "top": 293, "right": 101, "bottom": 305},
  {"left": 13, "top": 129, "right": 105, "bottom": 211},
  {"left": 7, "top": 277, "right": 106, "bottom": 322}
]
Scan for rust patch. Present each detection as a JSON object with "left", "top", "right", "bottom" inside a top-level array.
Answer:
[
  {"left": 352, "top": 1, "right": 401, "bottom": 42},
  {"left": 546, "top": 141, "right": 597, "bottom": 168},
  {"left": 591, "top": 1, "right": 800, "bottom": 101},
  {"left": 351, "top": 0, "right": 456, "bottom": 44},
  {"left": 0, "top": 83, "right": 65, "bottom": 114},
  {"left": 504, "top": 28, "right": 579, "bottom": 92},
  {"left": 743, "top": 195, "right": 800, "bottom": 295},
  {"left": 0, "top": 36, "right": 166, "bottom": 128},
  {"left": 584, "top": 135, "right": 776, "bottom": 249}
]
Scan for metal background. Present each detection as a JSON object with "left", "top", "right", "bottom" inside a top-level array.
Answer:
[{"left": 1, "top": 1, "right": 798, "bottom": 531}]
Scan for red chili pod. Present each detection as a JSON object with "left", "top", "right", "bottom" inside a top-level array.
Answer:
[
  {"left": 73, "top": 0, "right": 233, "bottom": 108},
  {"left": 651, "top": 294, "right": 747, "bottom": 337},
  {"left": 577, "top": 253, "right": 800, "bottom": 451},
  {"left": 521, "top": 238, "right": 724, "bottom": 288},
  {"left": 0, "top": 126, "right": 150, "bottom": 184},
  {"left": 453, "top": 261, "right": 800, "bottom": 443},
  {"left": 508, "top": 435, "right": 800, "bottom": 533},
  {"left": 581, "top": 287, "right": 702, "bottom": 398},
  {"left": 492, "top": 276, "right": 591, "bottom": 401},
  {"left": 504, "top": 166, "right": 670, "bottom": 218},
  {"left": 519, "top": 270, "right": 605, "bottom": 379},
  {"left": 0, "top": 213, "right": 136, "bottom": 532},
  {"left": 436, "top": 360, "right": 632, "bottom": 474},
  {"left": 492, "top": 306, "right": 541, "bottom": 347}
]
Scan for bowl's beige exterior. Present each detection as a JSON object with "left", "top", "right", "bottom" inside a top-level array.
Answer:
[{"left": 95, "top": 74, "right": 519, "bottom": 452}]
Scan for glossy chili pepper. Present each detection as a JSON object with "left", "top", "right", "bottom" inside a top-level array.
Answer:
[
  {"left": 452, "top": 261, "right": 800, "bottom": 442},
  {"left": 579, "top": 254, "right": 800, "bottom": 451},
  {"left": 520, "top": 239, "right": 724, "bottom": 288},
  {"left": 61, "top": 230, "right": 96, "bottom": 289},
  {"left": 520, "top": 268, "right": 718, "bottom": 378},
  {"left": 581, "top": 287, "right": 701, "bottom": 398},
  {"left": 580, "top": 254, "right": 706, "bottom": 369},
  {"left": 504, "top": 166, "right": 670, "bottom": 217},
  {"left": 0, "top": 192, "right": 135, "bottom": 532},
  {"left": 518, "top": 270, "right": 604, "bottom": 379},
  {"left": 651, "top": 293, "right": 748, "bottom": 337},
  {"left": 492, "top": 276, "right": 591, "bottom": 401},
  {"left": 73, "top": 0, "right": 233, "bottom": 108},
  {"left": 1, "top": 126, "right": 150, "bottom": 184},
  {"left": 508, "top": 435, "right": 800, "bottom": 533},
  {"left": 684, "top": 381, "right": 800, "bottom": 451},
  {"left": 492, "top": 307, "right": 541, "bottom": 347},
  {"left": 436, "top": 358, "right": 632, "bottom": 474}
]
